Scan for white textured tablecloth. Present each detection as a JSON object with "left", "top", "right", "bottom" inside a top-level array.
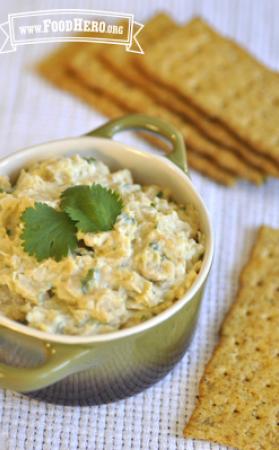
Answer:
[{"left": 0, "top": 1, "right": 278, "bottom": 449}]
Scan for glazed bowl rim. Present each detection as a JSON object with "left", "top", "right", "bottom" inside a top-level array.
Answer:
[{"left": 0, "top": 136, "right": 214, "bottom": 344}]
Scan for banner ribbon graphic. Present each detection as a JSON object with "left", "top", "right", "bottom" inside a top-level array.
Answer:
[{"left": 0, "top": 9, "right": 144, "bottom": 54}]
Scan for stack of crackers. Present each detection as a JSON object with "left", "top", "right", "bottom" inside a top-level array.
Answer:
[
  {"left": 38, "top": 13, "right": 279, "bottom": 185},
  {"left": 184, "top": 226, "right": 279, "bottom": 449}
]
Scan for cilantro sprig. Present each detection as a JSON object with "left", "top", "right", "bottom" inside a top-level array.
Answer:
[
  {"left": 21, "top": 184, "right": 123, "bottom": 262},
  {"left": 61, "top": 185, "right": 123, "bottom": 233},
  {"left": 21, "top": 203, "right": 78, "bottom": 262}
]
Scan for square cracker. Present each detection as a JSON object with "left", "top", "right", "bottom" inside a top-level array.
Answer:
[
  {"left": 101, "top": 19, "right": 279, "bottom": 178},
  {"left": 184, "top": 226, "right": 279, "bottom": 450},
  {"left": 37, "top": 41, "right": 236, "bottom": 186},
  {"left": 68, "top": 15, "right": 263, "bottom": 184},
  {"left": 138, "top": 17, "right": 279, "bottom": 164}
]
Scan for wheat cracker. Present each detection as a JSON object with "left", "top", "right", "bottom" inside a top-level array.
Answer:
[
  {"left": 184, "top": 226, "right": 279, "bottom": 449},
  {"left": 101, "top": 18, "right": 278, "bottom": 178},
  {"left": 139, "top": 17, "right": 279, "bottom": 165}
]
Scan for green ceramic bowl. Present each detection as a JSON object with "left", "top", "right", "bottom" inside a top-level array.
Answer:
[{"left": 0, "top": 114, "right": 213, "bottom": 405}]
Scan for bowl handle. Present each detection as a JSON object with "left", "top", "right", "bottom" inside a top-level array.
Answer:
[
  {"left": 85, "top": 114, "right": 188, "bottom": 173},
  {"left": 0, "top": 328, "right": 93, "bottom": 392}
]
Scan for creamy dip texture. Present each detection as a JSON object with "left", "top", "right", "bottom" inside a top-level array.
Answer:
[{"left": 0, "top": 155, "right": 204, "bottom": 335}]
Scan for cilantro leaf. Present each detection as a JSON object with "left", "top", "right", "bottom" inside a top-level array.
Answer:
[
  {"left": 84, "top": 156, "right": 96, "bottom": 163},
  {"left": 60, "top": 184, "right": 123, "bottom": 233},
  {"left": 21, "top": 203, "right": 78, "bottom": 262},
  {"left": 81, "top": 268, "right": 95, "bottom": 294}
]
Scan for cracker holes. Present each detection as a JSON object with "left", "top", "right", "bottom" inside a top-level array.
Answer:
[{"left": 266, "top": 316, "right": 272, "bottom": 322}]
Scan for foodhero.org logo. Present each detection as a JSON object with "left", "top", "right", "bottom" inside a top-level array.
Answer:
[
  {"left": 20, "top": 17, "right": 124, "bottom": 35},
  {"left": 0, "top": 9, "right": 144, "bottom": 54}
]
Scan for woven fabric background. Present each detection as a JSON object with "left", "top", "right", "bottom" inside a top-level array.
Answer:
[{"left": 0, "top": 1, "right": 278, "bottom": 449}]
